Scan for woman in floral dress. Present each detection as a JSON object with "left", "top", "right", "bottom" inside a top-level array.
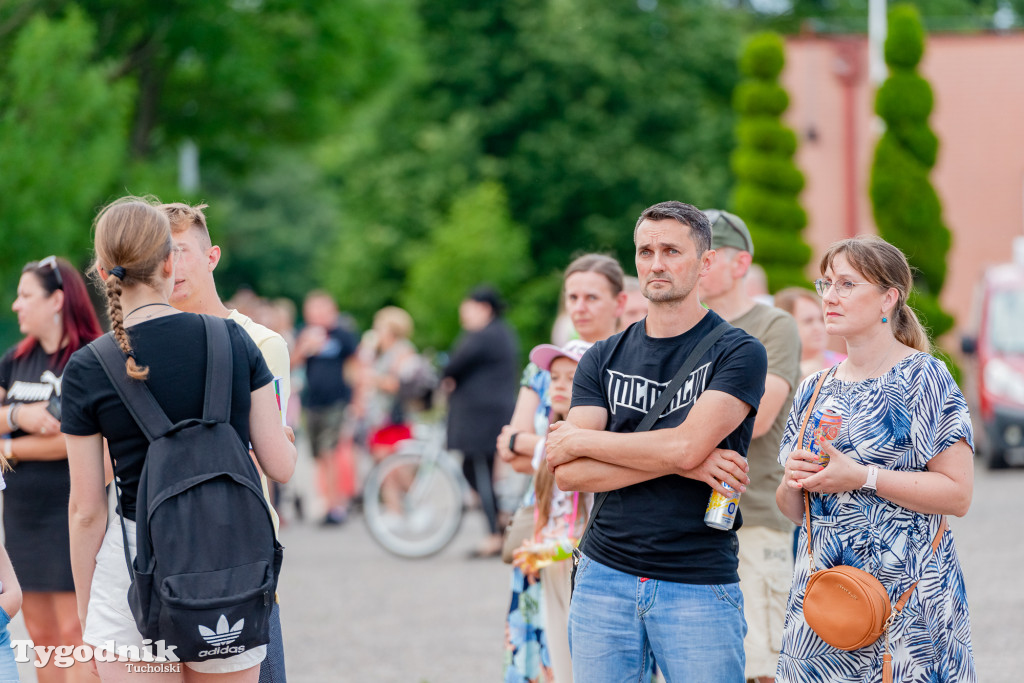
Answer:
[{"left": 776, "top": 236, "right": 975, "bottom": 683}]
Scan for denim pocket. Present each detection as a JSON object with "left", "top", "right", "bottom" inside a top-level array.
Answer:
[
  {"left": 711, "top": 583, "right": 743, "bottom": 611},
  {"left": 572, "top": 554, "right": 593, "bottom": 591}
]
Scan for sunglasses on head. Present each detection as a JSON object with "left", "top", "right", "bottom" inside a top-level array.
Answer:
[
  {"left": 706, "top": 210, "right": 752, "bottom": 254},
  {"left": 36, "top": 255, "right": 63, "bottom": 290}
]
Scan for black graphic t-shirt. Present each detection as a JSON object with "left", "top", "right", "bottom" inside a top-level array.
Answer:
[
  {"left": 0, "top": 344, "right": 63, "bottom": 411},
  {"left": 571, "top": 310, "right": 767, "bottom": 584},
  {"left": 0, "top": 342, "right": 78, "bottom": 591},
  {"left": 0, "top": 344, "right": 68, "bottom": 491}
]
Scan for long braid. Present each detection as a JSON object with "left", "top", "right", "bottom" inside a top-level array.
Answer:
[{"left": 105, "top": 273, "right": 149, "bottom": 380}]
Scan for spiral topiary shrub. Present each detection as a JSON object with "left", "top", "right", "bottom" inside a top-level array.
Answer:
[
  {"left": 730, "top": 31, "right": 810, "bottom": 290},
  {"left": 869, "top": 4, "right": 954, "bottom": 342}
]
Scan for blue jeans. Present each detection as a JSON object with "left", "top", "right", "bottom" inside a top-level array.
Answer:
[
  {"left": 258, "top": 602, "right": 285, "bottom": 683},
  {"left": 568, "top": 554, "right": 746, "bottom": 683}
]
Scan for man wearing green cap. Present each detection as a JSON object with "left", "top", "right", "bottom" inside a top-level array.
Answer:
[{"left": 700, "top": 209, "right": 801, "bottom": 683}]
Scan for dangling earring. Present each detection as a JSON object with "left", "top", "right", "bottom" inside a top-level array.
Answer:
[{"left": 882, "top": 316, "right": 888, "bottom": 323}]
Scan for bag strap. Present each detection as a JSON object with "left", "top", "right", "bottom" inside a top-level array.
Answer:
[
  {"left": 797, "top": 371, "right": 948, "bottom": 601},
  {"left": 796, "top": 371, "right": 830, "bottom": 572},
  {"left": 89, "top": 333, "right": 174, "bottom": 583},
  {"left": 201, "top": 315, "right": 233, "bottom": 423},
  {"left": 577, "top": 321, "right": 732, "bottom": 551},
  {"left": 90, "top": 333, "right": 174, "bottom": 442}
]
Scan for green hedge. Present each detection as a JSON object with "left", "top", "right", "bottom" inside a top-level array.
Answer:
[
  {"left": 869, "top": 4, "right": 953, "bottom": 340},
  {"left": 885, "top": 5, "right": 925, "bottom": 69},
  {"left": 733, "top": 81, "right": 789, "bottom": 117},
  {"left": 739, "top": 33, "right": 786, "bottom": 79},
  {"left": 735, "top": 120, "right": 798, "bottom": 155},
  {"left": 875, "top": 74, "right": 933, "bottom": 125},
  {"left": 729, "top": 31, "right": 810, "bottom": 291}
]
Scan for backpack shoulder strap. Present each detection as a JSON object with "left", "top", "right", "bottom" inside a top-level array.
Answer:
[
  {"left": 634, "top": 321, "right": 731, "bottom": 432},
  {"left": 201, "top": 315, "right": 234, "bottom": 424},
  {"left": 88, "top": 333, "right": 173, "bottom": 442},
  {"left": 88, "top": 332, "right": 175, "bottom": 582}
]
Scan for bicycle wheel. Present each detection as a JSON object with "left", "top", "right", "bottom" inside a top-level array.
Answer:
[{"left": 362, "top": 447, "right": 465, "bottom": 558}]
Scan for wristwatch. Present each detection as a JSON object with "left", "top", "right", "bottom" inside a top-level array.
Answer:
[
  {"left": 859, "top": 465, "right": 879, "bottom": 494},
  {"left": 508, "top": 432, "right": 520, "bottom": 455}
]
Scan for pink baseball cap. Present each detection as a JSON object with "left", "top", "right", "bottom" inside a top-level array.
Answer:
[{"left": 529, "top": 339, "right": 594, "bottom": 372}]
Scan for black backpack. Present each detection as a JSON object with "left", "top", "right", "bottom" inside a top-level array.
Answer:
[{"left": 90, "top": 315, "right": 283, "bottom": 662}]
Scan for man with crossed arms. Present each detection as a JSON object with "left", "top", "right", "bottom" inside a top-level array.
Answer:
[{"left": 546, "top": 200, "right": 766, "bottom": 683}]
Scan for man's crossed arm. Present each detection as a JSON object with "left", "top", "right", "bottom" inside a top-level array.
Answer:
[{"left": 546, "top": 390, "right": 752, "bottom": 496}]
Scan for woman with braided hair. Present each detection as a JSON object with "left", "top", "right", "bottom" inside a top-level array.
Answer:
[
  {"left": 0, "top": 255, "right": 102, "bottom": 683},
  {"left": 63, "top": 197, "right": 297, "bottom": 681}
]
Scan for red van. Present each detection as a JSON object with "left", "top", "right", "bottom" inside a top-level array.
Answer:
[{"left": 961, "top": 261, "right": 1024, "bottom": 468}]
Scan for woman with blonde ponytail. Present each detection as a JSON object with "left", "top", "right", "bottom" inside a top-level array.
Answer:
[
  {"left": 774, "top": 235, "right": 976, "bottom": 682},
  {"left": 62, "top": 197, "right": 297, "bottom": 682}
]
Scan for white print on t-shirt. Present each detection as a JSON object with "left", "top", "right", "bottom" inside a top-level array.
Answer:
[
  {"left": 8, "top": 370, "right": 61, "bottom": 402},
  {"left": 605, "top": 363, "right": 710, "bottom": 417}
]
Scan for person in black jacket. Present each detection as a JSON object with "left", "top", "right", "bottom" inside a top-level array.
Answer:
[{"left": 443, "top": 286, "right": 518, "bottom": 558}]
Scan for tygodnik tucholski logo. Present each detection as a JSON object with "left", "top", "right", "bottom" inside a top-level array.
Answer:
[
  {"left": 198, "top": 614, "right": 246, "bottom": 658},
  {"left": 12, "top": 638, "right": 179, "bottom": 668}
]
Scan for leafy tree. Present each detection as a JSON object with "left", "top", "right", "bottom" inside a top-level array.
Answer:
[
  {"left": 182, "top": 150, "right": 344, "bottom": 305},
  {"left": 869, "top": 4, "right": 953, "bottom": 339},
  {"left": 47, "top": 0, "right": 421, "bottom": 167},
  {"left": 399, "top": 182, "right": 530, "bottom": 351},
  {"left": 0, "top": 1, "right": 420, "bottom": 337},
  {"left": 0, "top": 7, "right": 133, "bottom": 298},
  {"left": 324, "top": 0, "right": 747, "bottom": 350},
  {"left": 730, "top": 31, "right": 809, "bottom": 290}
]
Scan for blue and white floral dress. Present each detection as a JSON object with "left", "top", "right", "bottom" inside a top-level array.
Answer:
[
  {"left": 776, "top": 352, "right": 976, "bottom": 683},
  {"left": 504, "top": 365, "right": 553, "bottom": 683}
]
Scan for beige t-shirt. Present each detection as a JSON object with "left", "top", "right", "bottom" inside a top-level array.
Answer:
[
  {"left": 730, "top": 303, "right": 801, "bottom": 532},
  {"left": 228, "top": 310, "right": 290, "bottom": 536}
]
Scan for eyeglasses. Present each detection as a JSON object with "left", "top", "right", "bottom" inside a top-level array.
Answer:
[
  {"left": 706, "top": 210, "right": 752, "bottom": 253},
  {"left": 37, "top": 255, "right": 63, "bottom": 290},
  {"left": 814, "top": 278, "right": 872, "bottom": 298}
]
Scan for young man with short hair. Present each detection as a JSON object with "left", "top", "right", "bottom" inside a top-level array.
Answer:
[{"left": 160, "top": 202, "right": 291, "bottom": 683}]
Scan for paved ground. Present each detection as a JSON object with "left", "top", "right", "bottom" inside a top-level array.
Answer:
[{"left": 11, "top": 461, "right": 1023, "bottom": 682}]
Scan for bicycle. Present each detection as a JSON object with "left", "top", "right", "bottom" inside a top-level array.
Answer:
[{"left": 362, "top": 420, "right": 468, "bottom": 558}]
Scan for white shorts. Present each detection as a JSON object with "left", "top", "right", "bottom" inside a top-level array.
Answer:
[{"left": 83, "top": 518, "right": 266, "bottom": 674}]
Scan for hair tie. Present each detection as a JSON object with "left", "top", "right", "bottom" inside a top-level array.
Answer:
[{"left": 110, "top": 265, "right": 126, "bottom": 280}]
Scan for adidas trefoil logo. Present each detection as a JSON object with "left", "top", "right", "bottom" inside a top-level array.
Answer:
[
  {"left": 197, "top": 615, "right": 247, "bottom": 657},
  {"left": 199, "top": 615, "right": 244, "bottom": 646}
]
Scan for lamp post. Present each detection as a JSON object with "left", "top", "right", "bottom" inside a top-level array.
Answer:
[{"left": 868, "top": 0, "right": 887, "bottom": 85}]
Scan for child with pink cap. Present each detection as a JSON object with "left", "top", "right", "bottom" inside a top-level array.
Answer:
[{"left": 504, "top": 339, "right": 593, "bottom": 683}]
